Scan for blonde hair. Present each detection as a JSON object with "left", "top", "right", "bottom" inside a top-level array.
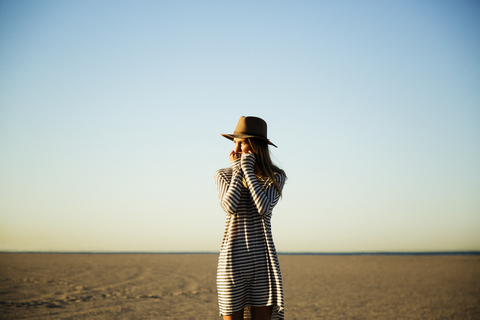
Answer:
[{"left": 246, "top": 138, "right": 286, "bottom": 196}]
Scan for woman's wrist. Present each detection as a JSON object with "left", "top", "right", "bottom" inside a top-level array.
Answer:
[
  {"left": 230, "top": 158, "right": 242, "bottom": 171},
  {"left": 241, "top": 153, "right": 256, "bottom": 171}
]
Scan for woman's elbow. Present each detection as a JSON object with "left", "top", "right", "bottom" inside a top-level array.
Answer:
[
  {"left": 221, "top": 202, "right": 237, "bottom": 215},
  {"left": 256, "top": 205, "right": 272, "bottom": 216},
  {"left": 255, "top": 198, "right": 274, "bottom": 216}
]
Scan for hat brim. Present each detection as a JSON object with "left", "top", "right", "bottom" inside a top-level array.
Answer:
[{"left": 221, "top": 133, "right": 278, "bottom": 148}]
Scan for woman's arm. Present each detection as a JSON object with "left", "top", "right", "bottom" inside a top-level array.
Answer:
[
  {"left": 241, "top": 153, "right": 285, "bottom": 216},
  {"left": 214, "top": 158, "right": 244, "bottom": 214}
]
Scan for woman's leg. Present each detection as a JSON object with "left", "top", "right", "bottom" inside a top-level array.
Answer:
[
  {"left": 250, "top": 306, "right": 273, "bottom": 320},
  {"left": 223, "top": 308, "right": 244, "bottom": 320}
]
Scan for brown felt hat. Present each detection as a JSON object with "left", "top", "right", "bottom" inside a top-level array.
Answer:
[{"left": 221, "top": 116, "right": 277, "bottom": 148}]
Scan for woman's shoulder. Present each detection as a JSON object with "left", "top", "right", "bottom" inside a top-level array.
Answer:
[{"left": 274, "top": 170, "right": 287, "bottom": 181}]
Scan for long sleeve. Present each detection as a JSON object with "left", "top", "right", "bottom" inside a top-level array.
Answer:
[
  {"left": 241, "top": 153, "right": 285, "bottom": 216},
  {"left": 214, "top": 159, "right": 244, "bottom": 214}
]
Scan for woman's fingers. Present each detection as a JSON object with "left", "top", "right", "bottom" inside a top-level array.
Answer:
[{"left": 229, "top": 151, "right": 240, "bottom": 161}]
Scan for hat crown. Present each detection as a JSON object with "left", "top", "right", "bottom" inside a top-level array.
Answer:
[
  {"left": 221, "top": 116, "right": 277, "bottom": 147},
  {"left": 233, "top": 116, "right": 267, "bottom": 139}
]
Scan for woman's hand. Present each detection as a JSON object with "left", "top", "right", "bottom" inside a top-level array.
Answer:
[
  {"left": 229, "top": 150, "right": 241, "bottom": 162},
  {"left": 230, "top": 150, "right": 254, "bottom": 162}
]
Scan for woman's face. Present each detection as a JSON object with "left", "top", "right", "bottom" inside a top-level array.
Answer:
[{"left": 233, "top": 138, "right": 253, "bottom": 154}]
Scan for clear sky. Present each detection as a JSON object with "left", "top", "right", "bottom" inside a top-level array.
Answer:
[{"left": 1, "top": 0, "right": 479, "bottom": 253}]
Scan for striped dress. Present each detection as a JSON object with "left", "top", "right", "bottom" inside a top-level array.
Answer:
[{"left": 214, "top": 153, "right": 285, "bottom": 319}]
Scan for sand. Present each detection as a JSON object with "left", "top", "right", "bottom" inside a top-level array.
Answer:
[{"left": 0, "top": 253, "right": 479, "bottom": 319}]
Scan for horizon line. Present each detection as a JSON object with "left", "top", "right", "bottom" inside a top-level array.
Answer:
[{"left": 1, "top": 251, "right": 479, "bottom": 255}]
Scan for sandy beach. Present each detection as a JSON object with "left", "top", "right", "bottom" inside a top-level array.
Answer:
[{"left": 1, "top": 253, "right": 479, "bottom": 319}]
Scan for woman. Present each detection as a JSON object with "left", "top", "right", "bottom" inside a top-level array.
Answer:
[{"left": 214, "top": 116, "right": 286, "bottom": 320}]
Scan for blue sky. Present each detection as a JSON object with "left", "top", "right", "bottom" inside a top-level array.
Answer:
[{"left": 1, "top": 0, "right": 479, "bottom": 252}]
